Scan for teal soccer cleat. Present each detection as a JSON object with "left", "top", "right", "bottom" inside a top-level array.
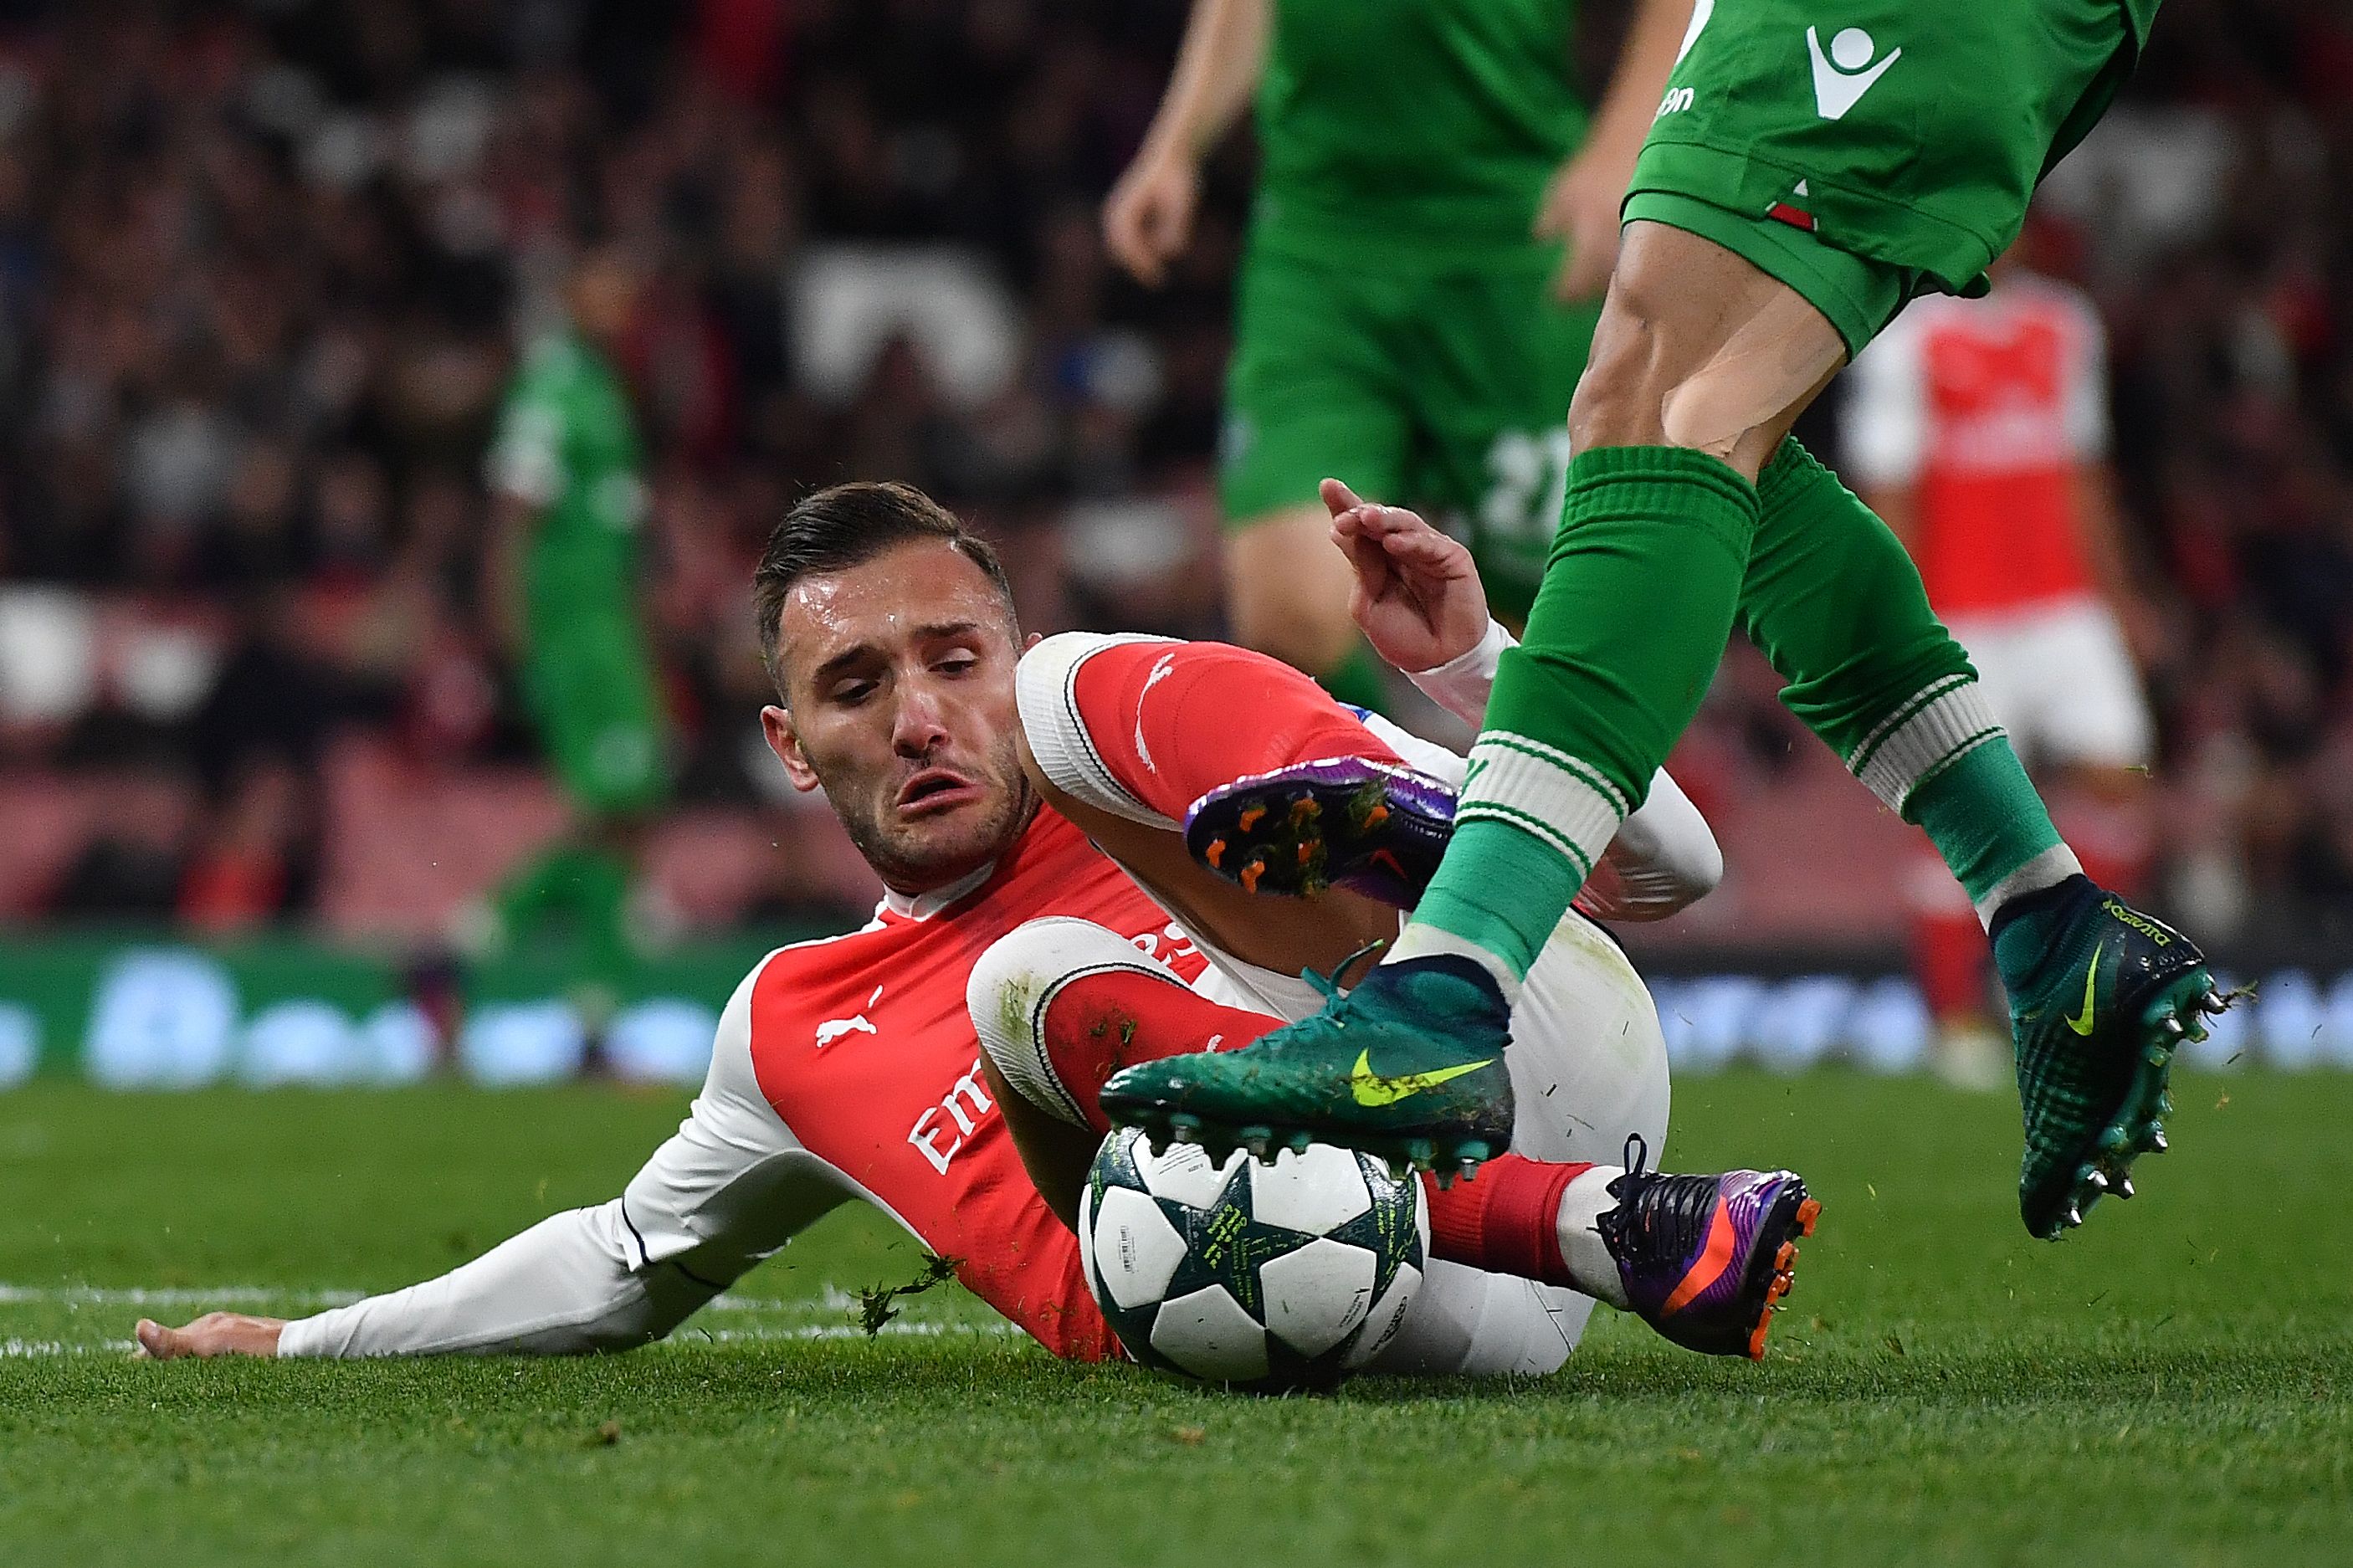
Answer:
[
  {"left": 1097, "top": 954, "right": 1515, "bottom": 1179},
  {"left": 1996, "top": 877, "right": 2227, "bottom": 1240}
]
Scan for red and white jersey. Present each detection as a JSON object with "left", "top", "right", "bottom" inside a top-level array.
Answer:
[
  {"left": 746, "top": 807, "right": 1207, "bottom": 1360},
  {"left": 1842, "top": 274, "right": 2109, "bottom": 617}
]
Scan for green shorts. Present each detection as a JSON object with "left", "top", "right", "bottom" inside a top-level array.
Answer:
[
  {"left": 522, "top": 611, "right": 669, "bottom": 817},
  {"left": 1630, "top": 0, "right": 2146, "bottom": 354},
  {"left": 1220, "top": 244, "right": 1600, "bottom": 622}
]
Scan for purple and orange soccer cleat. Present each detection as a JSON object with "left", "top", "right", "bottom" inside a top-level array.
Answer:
[
  {"left": 1184, "top": 757, "right": 1454, "bottom": 907},
  {"left": 1597, "top": 1136, "right": 1820, "bottom": 1360}
]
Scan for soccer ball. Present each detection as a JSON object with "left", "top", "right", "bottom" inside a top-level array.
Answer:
[{"left": 1079, "top": 1126, "right": 1426, "bottom": 1392}]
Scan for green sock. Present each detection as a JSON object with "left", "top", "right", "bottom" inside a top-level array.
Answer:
[
  {"left": 1903, "top": 738, "right": 2065, "bottom": 909},
  {"left": 1738, "top": 438, "right": 2068, "bottom": 915},
  {"left": 1320, "top": 643, "right": 1390, "bottom": 715},
  {"left": 1410, "top": 446, "right": 1760, "bottom": 982}
]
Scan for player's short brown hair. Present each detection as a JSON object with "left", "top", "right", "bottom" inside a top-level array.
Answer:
[{"left": 753, "top": 481, "right": 1017, "bottom": 694}]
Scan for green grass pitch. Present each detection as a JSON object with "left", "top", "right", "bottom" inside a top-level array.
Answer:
[{"left": 3, "top": 1068, "right": 2347, "bottom": 1565}]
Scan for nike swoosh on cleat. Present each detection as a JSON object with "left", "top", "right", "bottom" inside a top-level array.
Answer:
[
  {"left": 1660, "top": 1196, "right": 1737, "bottom": 1316},
  {"left": 2065, "top": 940, "right": 2106, "bottom": 1037},
  {"left": 1348, "top": 1049, "right": 1494, "bottom": 1108}
]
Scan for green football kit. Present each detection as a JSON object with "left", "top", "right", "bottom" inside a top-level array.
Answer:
[
  {"left": 1221, "top": 0, "right": 1600, "bottom": 623},
  {"left": 1105, "top": 0, "right": 2224, "bottom": 1245},
  {"left": 482, "top": 330, "right": 666, "bottom": 972},
  {"left": 487, "top": 331, "right": 667, "bottom": 819},
  {"left": 1632, "top": 0, "right": 2160, "bottom": 352}
]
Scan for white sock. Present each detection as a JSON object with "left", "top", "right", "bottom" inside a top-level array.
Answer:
[
  {"left": 1554, "top": 1165, "right": 1628, "bottom": 1309},
  {"left": 1383, "top": 921, "right": 1525, "bottom": 1007},
  {"left": 1975, "top": 843, "right": 2084, "bottom": 930}
]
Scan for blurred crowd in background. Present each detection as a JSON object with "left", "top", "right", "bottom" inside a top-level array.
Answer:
[{"left": 0, "top": 0, "right": 2347, "bottom": 960}]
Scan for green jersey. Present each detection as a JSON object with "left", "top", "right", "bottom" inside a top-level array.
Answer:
[
  {"left": 1253, "top": 0, "right": 1585, "bottom": 263},
  {"left": 486, "top": 330, "right": 648, "bottom": 625}
]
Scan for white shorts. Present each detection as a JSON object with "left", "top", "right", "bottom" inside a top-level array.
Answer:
[{"left": 1947, "top": 599, "right": 2151, "bottom": 771}]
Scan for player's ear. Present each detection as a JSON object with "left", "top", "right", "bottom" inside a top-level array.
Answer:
[
  {"left": 761, "top": 705, "right": 821, "bottom": 793},
  {"left": 1023, "top": 631, "right": 1043, "bottom": 652}
]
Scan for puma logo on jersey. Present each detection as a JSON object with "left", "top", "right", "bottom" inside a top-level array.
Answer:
[
  {"left": 816, "top": 986, "right": 885, "bottom": 1048},
  {"left": 1807, "top": 26, "right": 1900, "bottom": 120}
]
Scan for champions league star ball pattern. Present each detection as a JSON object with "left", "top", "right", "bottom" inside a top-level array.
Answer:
[{"left": 1079, "top": 1127, "right": 1427, "bottom": 1391}]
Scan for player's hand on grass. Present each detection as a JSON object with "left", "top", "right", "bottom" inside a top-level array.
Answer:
[
  {"left": 1103, "top": 146, "right": 1199, "bottom": 287},
  {"left": 1534, "top": 148, "right": 1630, "bottom": 303},
  {"left": 135, "top": 1312, "right": 285, "bottom": 1360},
  {"left": 1322, "top": 478, "right": 1489, "bottom": 674}
]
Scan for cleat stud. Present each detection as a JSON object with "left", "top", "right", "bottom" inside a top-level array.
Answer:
[
  {"left": 2146, "top": 1126, "right": 2169, "bottom": 1154},
  {"left": 1289, "top": 796, "right": 1320, "bottom": 824},
  {"left": 1284, "top": 1130, "right": 1312, "bottom": 1154},
  {"left": 2099, "top": 1125, "right": 2130, "bottom": 1153},
  {"left": 1364, "top": 805, "right": 1389, "bottom": 828},
  {"left": 2115, "top": 1176, "right": 2135, "bottom": 1200},
  {"left": 2082, "top": 1167, "right": 2109, "bottom": 1194},
  {"left": 1170, "top": 1125, "right": 1198, "bottom": 1145},
  {"left": 1237, "top": 806, "right": 1265, "bottom": 833},
  {"left": 1432, "top": 1168, "right": 1457, "bottom": 1191},
  {"left": 1455, "top": 1157, "right": 1481, "bottom": 1183},
  {"left": 1238, "top": 861, "right": 1264, "bottom": 894},
  {"left": 1404, "top": 1138, "right": 1437, "bottom": 1171},
  {"left": 1385, "top": 1156, "right": 1412, "bottom": 1182},
  {"left": 1297, "top": 843, "right": 1314, "bottom": 866},
  {"left": 2160, "top": 1016, "right": 2186, "bottom": 1039},
  {"left": 1796, "top": 1198, "right": 1822, "bottom": 1236},
  {"left": 1774, "top": 1243, "right": 1796, "bottom": 1272},
  {"left": 2063, "top": 1206, "right": 2084, "bottom": 1229},
  {"left": 2156, "top": 1090, "right": 2174, "bottom": 1116},
  {"left": 2145, "top": 1044, "right": 2171, "bottom": 1068},
  {"left": 1204, "top": 839, "right": 1226, "bottom": 869}
]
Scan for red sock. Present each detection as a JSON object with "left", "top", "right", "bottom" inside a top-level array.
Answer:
[
  {"left": 1039, "top": 967, "right": 1279, "bottom": 1135},
  {"left": 1070, "top": 640, "right": 1402, "bottom": 820},
  {"left": 1421, "top": 1155, "right": 1592, "bottom": 1286}
]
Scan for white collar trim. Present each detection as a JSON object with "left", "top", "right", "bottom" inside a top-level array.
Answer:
[{"left": 879, "top": 858, "right": 997, "bottom": 922}]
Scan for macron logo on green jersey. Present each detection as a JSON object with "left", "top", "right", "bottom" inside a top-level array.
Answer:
[{"left": 1807, "top": 26, "right": 1900, "bottom": 121}]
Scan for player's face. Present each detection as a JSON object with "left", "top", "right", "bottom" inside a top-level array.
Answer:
[{"left": 762, "top": 541, "right": 1033, "bottom": 892}]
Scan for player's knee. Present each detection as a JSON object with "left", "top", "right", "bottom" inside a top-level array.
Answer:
[{"left": 967, "top": 916, "right": 1170, "bottom": 1130}]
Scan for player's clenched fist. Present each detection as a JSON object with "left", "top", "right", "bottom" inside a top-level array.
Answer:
[{"left": 136, "top": 1311, "right": 285, "bottom": 1360}]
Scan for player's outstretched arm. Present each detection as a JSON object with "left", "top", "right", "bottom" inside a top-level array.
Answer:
[{"left": 136, "top": 964, "right": 849, "bottom": 1360}]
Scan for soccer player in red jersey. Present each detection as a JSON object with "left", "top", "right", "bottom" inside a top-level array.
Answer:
[{"left": 136, "top": 481, "right": 1813, "bottom": 1372}]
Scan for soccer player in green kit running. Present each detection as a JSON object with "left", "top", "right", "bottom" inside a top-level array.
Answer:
[
  {"left": 475, "top": 249, "right": 669, "bottom": 975},
  {"left": 1104, "top": 0, "right": 1699, "bottom": 707},
  {"left": 1105, "top": 0, "right": 2227, "bottom": 1243}
]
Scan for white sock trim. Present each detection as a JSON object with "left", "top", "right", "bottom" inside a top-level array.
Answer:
[
  {"left": 1556, "top": 1165, "right": 1629, "bottom": 1310},
  {"left": 1975, "top": 843, "right": 2084, "bottom": 929},
  {"left": 1454, "top": 733, "right": 1627, "bottom": 884},
  {"left": 1012, "top": 631, "right": 1181, "bottom": 828},
  {"left": 1849, "top": 678, "right": 2005, "bottom": 813}
]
